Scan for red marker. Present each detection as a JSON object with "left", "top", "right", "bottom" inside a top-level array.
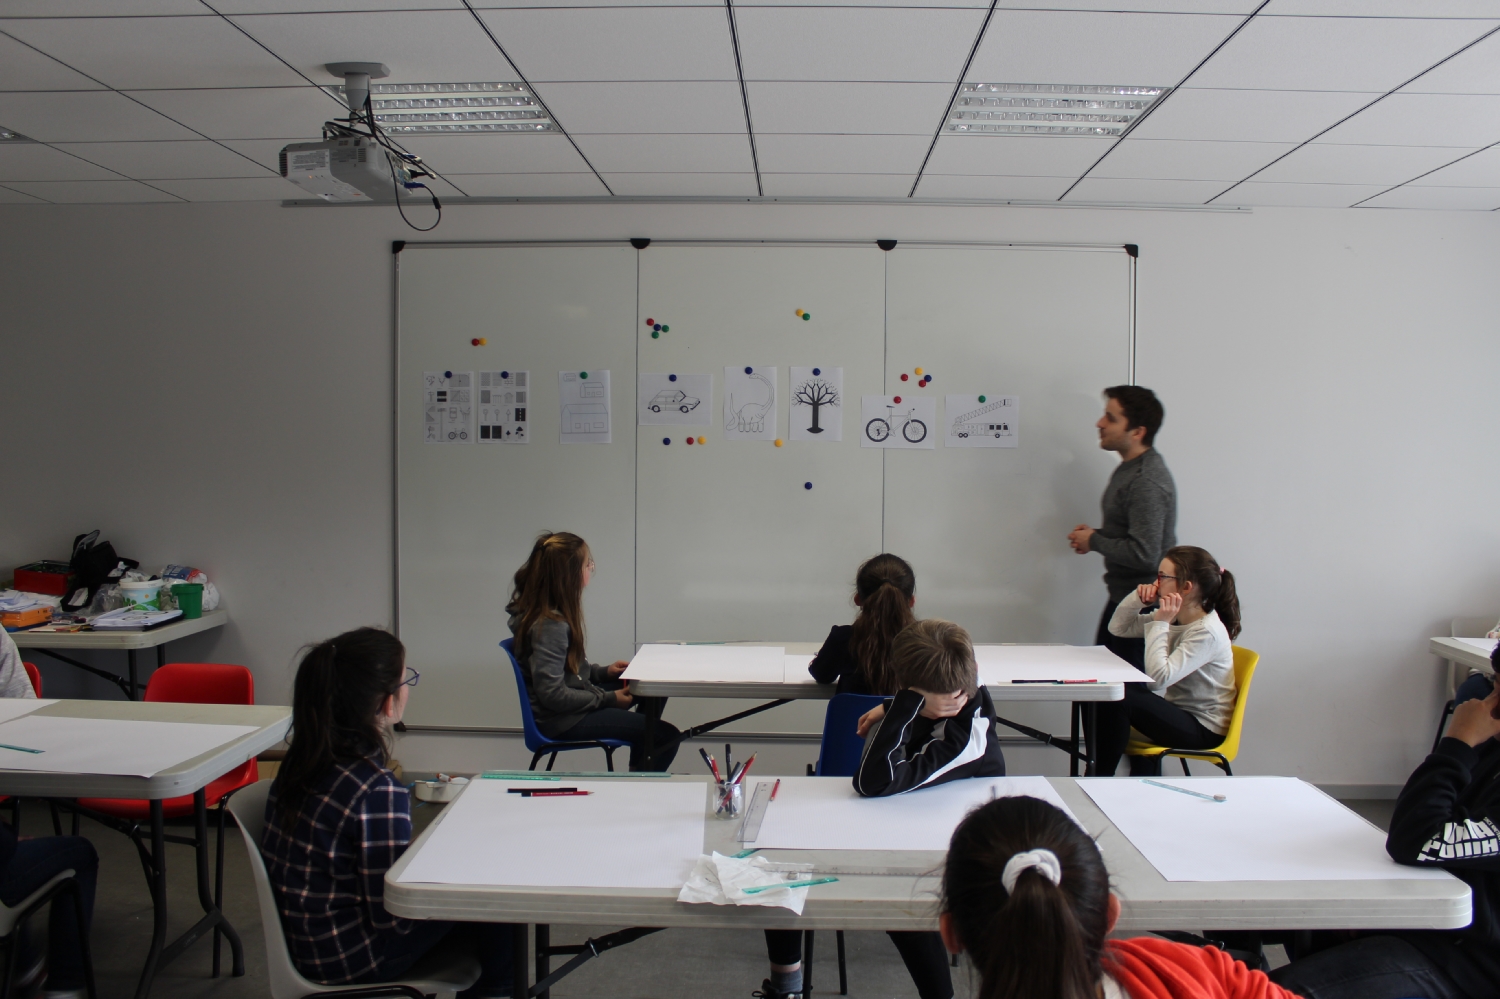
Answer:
[
  {"left": 1061, "top": 679, "right": 1098, "bottom": 684},
  {"left": 770, "top": 779, "right": 781, "bottom": 801},
  {"left": 734, "top": 752, "right": 757, "bottom": 785},
  {"left": 524, "top": 790, "right": 593, "bottom": 797}
]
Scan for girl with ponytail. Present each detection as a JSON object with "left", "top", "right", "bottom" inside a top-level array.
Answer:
[
  {"left": 942, "top": 796, "right": 1297, "bottom": 999},
  {"left": 1095, "top": 545, "right": 1241, "bottom": 777},
  {"left": 809, "top": 552, "right": 917, "bottom": 694},
  {"left": 263, "top": 628, "right": 513, "bottom": 992}
]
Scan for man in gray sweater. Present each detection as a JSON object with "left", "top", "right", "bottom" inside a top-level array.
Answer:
[{"left": 1067, "top": 386, "right": 1176, "bottom": 669}]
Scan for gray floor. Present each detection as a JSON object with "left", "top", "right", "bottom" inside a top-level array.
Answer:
[{"left": 14, "top": 797, "right": 1398, "bottom": 999}]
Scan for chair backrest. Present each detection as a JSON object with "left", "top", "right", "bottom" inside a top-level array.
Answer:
[
  {"left": 1452, "top": 617, "right": 1497, "bottom": 639},
  {"left": 1210, "top": 646, "right": 1260, "bottom": 764},
  {"left": 227, "top": 780, "right": 323, "bottom": 999},
  {"left": 22, "top": 662, "right": 41, "bottom": 698},
  {"left": 145, "top": 662, "right": 254, "bottom": 705},
  {"left": 815, "top": 693, "right": 887, "bottom": 777},
  {"left": 500, "top": 638, "right": 548, "bottom": 753}
]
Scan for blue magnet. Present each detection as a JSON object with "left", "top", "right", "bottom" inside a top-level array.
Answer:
[
  {"left": 501, "top": 371, "right": 510, "bottom": 379},
  {"left": 663, "top": 437, "right": 671, "bottom": 445},
  {"left": 444, "top": 370, "right": 453, "bottom": 379},
  {"left": 744, "top": 367, "right": 753, "bottom": 374},
  {"left": 812, "top": 368, "right": 821, "bottom": 376},
  {"left": 653, "top": 324, "right": 661, "bottom": 332},
  {"left": 669, "top": 374, "right": 677, "bottom": 382},
  {"left": 804, "top": 482, "right": 812, "bottom": 490}
]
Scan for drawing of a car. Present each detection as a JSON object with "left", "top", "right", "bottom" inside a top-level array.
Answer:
[{"left": 649, "top": 389, "right": 701, "bottom": 413}]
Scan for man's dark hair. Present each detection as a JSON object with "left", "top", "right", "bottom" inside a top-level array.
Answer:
[{"left": 1103, "top": 385, "right": 1164, "bottom": 446}]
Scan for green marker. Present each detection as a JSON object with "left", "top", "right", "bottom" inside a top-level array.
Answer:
[
  {"left": 732, "top": 848, "right": 760, "bottom": 858},
  {"left": 481, "top": 773, "right": 561, "bottom": 781},
  {"left": 742, "top": 877, "right": 838, "bottom": 895}
]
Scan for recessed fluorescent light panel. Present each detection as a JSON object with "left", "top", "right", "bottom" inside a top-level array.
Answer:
[
  {"left": 947, "top": 84, "right": 1165, "bottom": 137},
  {"left": 326, "top": 82, "right": 554, "bottom": 134}
]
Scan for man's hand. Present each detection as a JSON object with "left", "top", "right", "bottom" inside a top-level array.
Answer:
[
  {"left": 1136, "top": 582, "right": 1159, "bottom": 605},
  {"left": 614, "top": 682, "right": 634, "bottom": 708},
  {"left": 1068, "top": 524, "right": 1095, "bottom": 554},
  {"left": 1447, "top": 687, "right": 1500, "bottom": 747},
  {"left": 1152, "top": 592, "right": 1183, "bottom": 624},
  {"left": 607, "top": 660, "right": 629, "bottom": 678},
  {"left": 915, "top": 688, "right": 969, "bottom": 720},
  {"left": 856, "top": 704, "right": 886, "bottom": 738}
]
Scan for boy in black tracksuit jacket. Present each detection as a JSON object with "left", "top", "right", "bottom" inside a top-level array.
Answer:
[{"left": 854, "top": 618, "right": 1005, "bottom": 798}]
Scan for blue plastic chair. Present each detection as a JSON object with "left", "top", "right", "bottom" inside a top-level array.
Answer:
[
  {"left": 500, "top": 638, "right": 629, "bottom": 772},
  {"left": 815, "top": 693, "right": 886, "bottom": 776}
]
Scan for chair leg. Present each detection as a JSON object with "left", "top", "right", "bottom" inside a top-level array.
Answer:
[
  {"left": 1434, "top": 700, "right": 1457, "bottom": 754},
  {"left": 604, "top": 746, "right": 616, "bottom": 772},
  {"left": 213, "top": 802, "right": 228, "bottom": 977},
  {"left": 546, "top": 753, "right": 558, "bottom": 772},
  {"left": 49, "top": 800, "right": 64, "bottom": 836},
  {"left": 529, "top": 751, "right": 544, "bottom": 772},
  {"left": 1181, "top": 757, "right": 1191, "bottom": 776},
  {"left": 2, "top": 917, "right": 19, "bottom": 999},
  {"left": 835, "top": 930, "right": 846, "bottom": 995},
  {"left": 1219, "top": 760, "right": 1233, "bottom": 776},
  {"left": 70, "top": 879, "right": 99, "bottom": 999},
  {"left": 802, "top": 930, "right": 815, "bottom": 999}
]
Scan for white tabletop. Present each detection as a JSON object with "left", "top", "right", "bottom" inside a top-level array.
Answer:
[
  {"left": 0, "top": 698, "right": 290, "bottom": 799},
  {"left": 624, "top": 642, "right": 1143, "bottom": 703},
  {"left": 10, "top": 608, "right": 229, "bottom": 650},
  {"left": 384, "top": 775, "right": 1469, "bottom": 932},
  {"left": 1430, "top": 636, "right": 1496, "bottom": 675}
]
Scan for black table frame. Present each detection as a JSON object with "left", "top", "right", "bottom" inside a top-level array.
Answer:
[{"left": 26, "top": 645, "right": 166, "bottom": 701}]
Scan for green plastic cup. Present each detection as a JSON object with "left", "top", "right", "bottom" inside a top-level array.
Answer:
[{"left": 171, "top": 583, "right": 204, "bottom": 619}]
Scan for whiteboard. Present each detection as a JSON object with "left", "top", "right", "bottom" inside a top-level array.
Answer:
[{"left": 396, "top": 241, "right": 1130, "bottom": 733}]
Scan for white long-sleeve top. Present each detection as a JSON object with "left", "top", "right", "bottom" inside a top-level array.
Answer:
[
  {"left": 0, "top": 631, "right": 37, "bottom": 699},
  {"left": 1108, "top": 591, "right": 1234, "bottom": 735}
]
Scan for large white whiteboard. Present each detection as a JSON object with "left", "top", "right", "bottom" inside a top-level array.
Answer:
[{"left": 396, "top": 241, "right": 1130, "bottom": 733}]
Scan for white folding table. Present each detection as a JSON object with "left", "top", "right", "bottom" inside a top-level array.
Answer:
[
  {"left": 12, "top": 608, "right": 230, "bottom": 699},
  {"left": 0, "top": 698, "right": 291, "bottom": 999},
  {"left": 385, "top": 774, "right": 1470, "bottom": 999},
  {"left": 1430, "top": 636, "right": 1496, "bottom": 676},
  {"left": 624, "top": 641, "right": 1150, "bottom": 775}
]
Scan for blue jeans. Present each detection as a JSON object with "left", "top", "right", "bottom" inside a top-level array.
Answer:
[
  {"left": 1455, "top": 673, "right": 1492, "bottom": 707},
  {"left": 356, "top": 920, "right": 514, "bottom": 997},
  {"left": 1269, "top": 935, "right": 1466, "bottom": 999},
  {"left": 0, "top": 835, "right": 97, "bottom": 990}
]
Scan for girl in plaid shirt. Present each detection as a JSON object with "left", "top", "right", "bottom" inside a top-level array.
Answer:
[{"left": 261, "top": 628, "right": 512, "bottom": 993}]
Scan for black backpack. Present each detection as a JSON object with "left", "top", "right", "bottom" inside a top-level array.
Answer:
[{"left": 61, "top": 530, "right": 139, "bottom": 613}]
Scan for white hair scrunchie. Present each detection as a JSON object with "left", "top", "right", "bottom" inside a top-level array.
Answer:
[{"left": 1000, "top": 849, "right": 1063, "bottom": 894}]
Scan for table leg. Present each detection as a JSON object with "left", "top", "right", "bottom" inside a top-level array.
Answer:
[
  {"left": 1069, "top": 702, "right": 1081, "bottom": 778},
  {"left": 639, "top": 698, "right": 665, "bottom": 769},
  {"left": 802, "top": 930, "right": 815, "bottom": 999},
  {"left": 133, "top": 800, "right": 168, "bottom": 999},
  {"left": 189, "top": 790, "right": 244, "bottom": 977},
  {"left": 1083, "top": 703, "right": 1098, "bottom": 777},
  {"left": 512, "top": 924, "right": 530, "bottom": 999},
  {"left": 128, "top": 650, "right": 141, "bottom": 701},
  {"left": 535, "top": 924, "right": 550, "bottom": 999}
]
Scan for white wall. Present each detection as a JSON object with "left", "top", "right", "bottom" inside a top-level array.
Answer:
[{"left": 3, "top": 198, "right": 1497, "bottom": 789}]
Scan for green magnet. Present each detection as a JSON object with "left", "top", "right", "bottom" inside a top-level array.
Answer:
[
  {"left": 661, "top": 325, "right": 669, "bottom": 332},
  {"left": 801, "top": 313, "right": 810, "bottom": 321},
  {"left": 651, "top": 331, "right": 660, "bottom": 339},
  {"left": 979, "top": 395, "right": 986, "bottom": 403},
  {"left": 580, "top": 371, "right": 588, "bottom": 379}
]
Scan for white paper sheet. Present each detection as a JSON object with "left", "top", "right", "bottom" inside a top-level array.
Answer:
[
  {"left": 974, "top": 645, "right": 1151, "bottom": 685},
  {"left": 624, "top": 644, "right": 787, "bottom": 684},
  {"left": 784, "top": 655, "right": 816, "bottom": 684},
  {"left": 724, "top": 366, "right": 777, "bottom": 440},
  {"left": 478, "top": 369, "right": 530, "bottom": 444},
  {"left": 639, "top": 372, "right": 712, "bottom": 426},
  {"left": 751, "top": 776, "right": 1078, "bottom": 851},
  {"left": 1081, "top": 777, "right": 1454, "bottom": 882},
  {"left": 423, "top": 370, "right": 474, "bottom": 444},
  {"left": 396, "top": 779, "right": 707, "bottom": 888},
  {"left": 0, "top": 715, "right": 259, "bottom": 777},
  {"left": 946, "top": 394, "right": 1018, "bottom": 448},
  {"left": 1455, "top": 637, "right": 1498, "bottom": 655},
  {"left": 0, "top": 698, "right": 56, "bottom": 725},
  {"left": 860, "top": 394, "right": 936, "bottom": 449},
  {"left": 558, "top": 369, "right": 611, "bottom": 444},
  {"left": 678, "top": 852, "right": 815, "bottom": 912},
  {"left": 790, "top": 367, "right": 843, "bottom": 441}
]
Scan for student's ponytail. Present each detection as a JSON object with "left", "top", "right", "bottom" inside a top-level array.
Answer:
[
  {"left": 273, "top": 627, "right": 406, "bottom": 830},
  {"left": 943, "top": 797, "right": 1111, "bottom": 999},
  {"left": 1163, "top": 545, "right": 1241, "bottom": 640},
  {"left": 848, "top": 553, "right": 916, "bottom": 695}
]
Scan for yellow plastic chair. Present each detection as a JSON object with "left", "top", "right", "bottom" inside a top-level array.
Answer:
[{"left": 1126, "top": 646, "right": 1259, "bottom": 776}]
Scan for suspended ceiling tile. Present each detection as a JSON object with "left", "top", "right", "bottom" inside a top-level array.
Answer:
[
  {"left": 966, "top": 11, "right": 1239, "bottom": 87},
  {"left": 0, "top": 33, "right": 106, "bottom": 92},
  {"left": 126, "top": 87, "right": 338, "bottom": 140},
  {"left": 1403, "top": 143, "right": 1500, "bottom": 184},
  {"left": 573, "top": 133, "right": 753, "bottom": 173},
  {"left": 761, "top": 172, "right": 912, "bottom": 196},
  {"left": 1321, "top": 92, "right": 1500, "bottom": 147},
  {"left": 996, "top": 0, "right": 1258, "bottom": 9},
  {"left": 148, "top": 176, "right": 301, "bottom": 200},
  {"left": 922, "top": 134, "right": 1113, "bottom": 176},
  {"left": 441, "top": 172, "right": 608, "bottom": 196},
  {"left": 229, "top": 10, "right": 520, "bottom": 87},
  {"left": 0, "top": 16, "right": 305, "bottom": 91},
  {"left": 1402, "top": 30, "right": 1500, "bottom": 93},
  {"left": 736, "top": 0, "right": 986, "bottom": 7},
  {"left": 477, "top": 8, "right": 735, "bottom": 83},
  {"left": 1361, "top": 183, "right": 1500, "bottom": 208},
  {"left": 1222, "top": 180, "right": 1390, "bottom": 206},
  {"left": 1130, "top": 88, "right": 1381, "bottom": 142},
  {"left": 0, "top": 1, "right": 205, "bottom": 14},
  {"left": 52, "top": 139, "right": 272, "bottom": 179},
  {"left": 1064, "top": 176, "right": 1227, "bottom": 202},
  {"left": 601, "top": 171, "right": 758, "bottom": 195},
  {"left": 534, "top": 82, "right": 745, "bottom": 135},
  {"left": 735, "top": 8, "right": 986, "bottom": 83},
  {"left": 394, "top": 134, "right": 592, "bottom": 173},
  {"left": 1263, "top": 1, "right": 1500, "bottom": 15},
  {"left": 756, "top": 134, "right": 931, "bottom": 174},
  {"left": 1253, "top": 141, "right": 1476, "bottom": 184},
  {"left": 220, "top": 0, "right": 465, "bottom": 11},
  {"left": 0, "top": 185, "right": 48, "bottom": 203},
  {"left": 474, "top": 0, "right": 714, "bottom": 6},
  {"left": 0, "top": 90, "right": 197, "bottom": 142},
  {"left": 1189, "top": 15, "right": 1494, "bottom": 92},
  {"left": 0, "top": 178, "right": 182, "bottom": 202},
  {"left": 912, "top": 174, "right": 1072, "bottom": 199},
  {"left": 1094, "top": 138, "right": 1297, "bottom": 180},
  {"left": 0, "top": 142, "right": 122, "bottom": 181},
  {"left": 747, "top": 82, "right": 953, "bottom": 135}
]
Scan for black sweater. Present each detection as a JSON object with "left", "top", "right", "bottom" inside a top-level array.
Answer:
[
  {"left": 1387, "top": 736, "right": 1500, "bottom": 998},
  {"left": 853, "top": 687, "right": 1006, "bottom": 797},
  {"left": 808, "top": 625, "right": 873, "bottom": 694}
]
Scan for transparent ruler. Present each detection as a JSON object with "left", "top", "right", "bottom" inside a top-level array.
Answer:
[{"left": 737, "top": 781, "right": 773, "bottom": 843}]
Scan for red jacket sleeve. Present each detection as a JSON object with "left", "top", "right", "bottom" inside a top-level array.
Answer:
[{"left": 1105, "top": 938, "right": 1302, "bottom": 999}]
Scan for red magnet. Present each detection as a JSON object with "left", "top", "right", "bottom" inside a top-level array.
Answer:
[
  {"left": 900, "top": 373, "right": 909, "bottom": 381},
  {"left": 645, "top": 318, "right": 654, "bottom": 325},
  {"left": 471, "top": 338, "right": 480, "bottom": 346},
  {"left": 685, "top": 436, "right": 694, "bottom": 445},
  {"left": 893, "top": 396, "right": 902, "bottom": 404}
]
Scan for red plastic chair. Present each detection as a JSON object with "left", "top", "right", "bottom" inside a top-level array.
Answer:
[
  {"left": 22, "top": 661, "right": 41, "bottom": 696},
  {"left": 72, "top": 663, "right": 259, "bottom": 976}
]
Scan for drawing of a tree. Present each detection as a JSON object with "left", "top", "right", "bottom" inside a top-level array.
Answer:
[{"left": 794, "top": 378, "right": 840, "bottom": 434}]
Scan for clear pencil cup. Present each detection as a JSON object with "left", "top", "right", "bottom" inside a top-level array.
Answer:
[{"left": 715, "top": 782, "right": 743, "bottom": 818}]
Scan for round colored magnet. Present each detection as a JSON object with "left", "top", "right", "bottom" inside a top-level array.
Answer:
[
  {"left": 645, "top": 318, "right": 654, "bottom": 325},
  {"left": 685, "top": 436, "right": 694, "bottom": 445},
  {"left": 915, "top": 367, "right": 924, "bottom": 376},
  {"left": 893, "top": 396, "right": 902, "bottom": 404},
  {"left": 651, "top": 331, "right": 659, "bottom": 339},
  {"left": 978, "top": 395, "right": 986, "bottom": 403},
  {"left": 471, "top": 338, "right": 480, "bottom": 346},
  {"left": 795, "top": 309, "right": 804, "bottom": 317},
  {"left": 698, "top": 436, "right": 706, "bottom": 445},
  {"left": 924, "top": 375, "right": 933, "bottom": 384},
  {"left": 663, "top": 437, "right": 671, "bottom": 445},
  {"left": 900, "top": 373, "right": 909, "bottom": 381},
  {"left": 812, "top": 367, "right": 821, "bottom": 376},
  {"left": 774, "top": 439, "right": 783, "bottom": 447},
  {"left": 804, "top": 482, "right": 812, "bottom": 490},
  {"left": 502, "top": 371, "right": 510, "bottom": 379},
  {"left": 669, "top": 374, "right": 677, "bottom": 382},
  {"left": 802, "top": 313, "right": 810, "bottom": 321},
  {"left": 479, "top": 338, "right": 488, "bottom": 346},
  {"left": 662, "top": 325, "right": 669, "bottom": 332},
  {"left": 653, "top": 324, "right": 661, "bottom": 332},
  {"left": 580, "top": 371, "right": 588, "bottom": 379},
  {"left": 445, "top": 371, "right": 452, "bottom": 379},
  {"left": 745, "top": 367, "right": 753, "bottom": 374}
]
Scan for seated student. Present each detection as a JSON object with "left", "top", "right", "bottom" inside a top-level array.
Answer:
[
  {"left": 1269, "top": 668, "right": 1500, "bottom": 999},
  {"left": 507, "top": 532, "right": 679, "bottom": 772},
  {"left": 1, "top": 819, "right": 97, "bottom": 999},
  {"left": 1, "top": 630, "right": 37, "bottom": 698},
  {"left": 942, "top": 794, "right": 1297, "bottom": 999},
  {"left": 262, "top": 628, "right": 513, "bottom": 994},
  {"left": 1094, "top": 545, "right": 1240, "bottom": 777},
  {"left": 1449, "top": 627, "right": 1499, "bottom": 707},
  {"left": 808, "top": 553, "right": 915, "bottom": 693}
]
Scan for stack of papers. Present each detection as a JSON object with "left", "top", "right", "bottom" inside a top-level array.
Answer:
[
  {"left": 92, "top": 608, "right": 183, "bottom": 630},
  {"left": 0, "top": 590, "right": 53, "bottom": 614},
  {"left": 624, "top": 644, "right": 786, "bottom": 684}
]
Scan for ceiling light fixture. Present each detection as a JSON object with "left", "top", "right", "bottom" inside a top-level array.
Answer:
[
  {"left": 327, "top": 82, "right": 554, "bottom": 134},
  {"left": 947, "top": 84, "right": 1165, "bottom": 137},
  {"left": 0, "top": 126, "right": 37, "bottom": 143}
]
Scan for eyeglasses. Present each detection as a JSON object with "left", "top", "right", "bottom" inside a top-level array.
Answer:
[
  {"left": 1155, "top": 573, "right": 1180, "bottom": 584},
  {"left": 400, "top": 667, "right": 421, "bottom": 688}
]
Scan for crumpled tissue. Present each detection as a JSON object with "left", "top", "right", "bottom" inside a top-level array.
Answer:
[{"left": 678, "top": 852, "right": 816, "bottom": 913}]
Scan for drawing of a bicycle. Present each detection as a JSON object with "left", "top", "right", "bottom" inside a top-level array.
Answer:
[{"left": 866, "top": 405, "right": 927, "bottom": 444}]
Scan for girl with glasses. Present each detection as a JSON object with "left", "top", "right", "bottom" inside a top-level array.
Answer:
[{"left": 1093, "top": 545, "right": 1241, "bottom": 777}]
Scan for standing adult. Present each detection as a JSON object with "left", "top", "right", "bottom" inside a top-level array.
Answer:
[{"left": 1067, "top": 386, "right": 1176, "bottom": 669}]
